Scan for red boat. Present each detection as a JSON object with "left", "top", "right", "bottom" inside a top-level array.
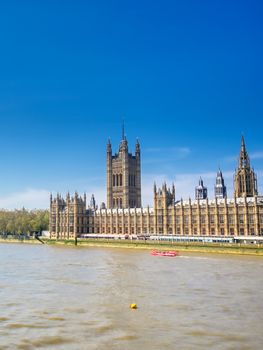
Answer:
[{"left": 151, "top": 250, "right": 179, "bottom": 257}]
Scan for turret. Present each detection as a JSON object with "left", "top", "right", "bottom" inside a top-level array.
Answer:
[
  {"left": 234, "top": 136, "right": 258, "bottom": 197},
  {"left": 195, "top": 177, "right": 208, "bottom": 200},
  {"left": 214, "top": 168, "right": 227, "bottom": 199}
]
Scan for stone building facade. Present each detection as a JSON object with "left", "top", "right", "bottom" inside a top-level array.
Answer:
[
  {"left": 49, "top": 192, "right": 88, "bottom": 240},
  {"left": 50, "top": 136, "right": 263, "bottom": 239}
]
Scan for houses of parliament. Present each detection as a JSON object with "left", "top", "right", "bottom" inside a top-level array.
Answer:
[{"left": 50, "top": 134, "right": 263, "bottom": 239}]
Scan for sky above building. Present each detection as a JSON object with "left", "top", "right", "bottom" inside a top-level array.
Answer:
[{"left": 0, "top": 0, "right": 262, "bottom": 209}]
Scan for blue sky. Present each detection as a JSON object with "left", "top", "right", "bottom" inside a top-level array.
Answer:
[{"left": 0, "top": 0, "right": 262, "bottom": 208}]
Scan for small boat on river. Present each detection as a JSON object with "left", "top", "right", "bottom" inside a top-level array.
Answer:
[{"left": 151, "top": 250, "right": 179, "bottom": 257}]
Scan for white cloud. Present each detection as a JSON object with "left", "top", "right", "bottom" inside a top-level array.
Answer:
[
  {"left": 142, "top": 170, "right": 258, "bottom": 206},
  {"left": 1, "top": 169, "right": 262, "bottom": 210},
  {"left": 0, "top": 189, "right": 50, "bottom": 210},
  {"left": 144, "top": 146, "right": 191, "bottom": 163}
]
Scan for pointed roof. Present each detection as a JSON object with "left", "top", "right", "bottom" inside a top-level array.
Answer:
[
  {"left": 216, "top": 167, "right": 223, "bottom": 178},
  {"left": 121, "top": 119, "right": 127, "bottom": 141},
  {"left": 239, "top": 135, "right": 250, "bottom": 168},
  {"left": 241, "top": 134, "right": 246, "bottom": 153}
]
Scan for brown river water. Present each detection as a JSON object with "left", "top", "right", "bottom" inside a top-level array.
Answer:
[{"left": 0, "top": 243, "right": 263, "bottom": 350}]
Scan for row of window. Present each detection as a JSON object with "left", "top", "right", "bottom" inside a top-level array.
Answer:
[
  {"left": 87, "top": 227, "right": 263, "bottom": 236},
  {"left": 113, "top": 198, "right": 123, "bottom": 208},
  {"left": 113, "top": 174, "right": 122, "bottom": 187},
  {"left": 96, "top": 214, "right": 263, "bottom": 226},
  {"left": 112, "top": 174, "right": 136, "bottom": 187}
]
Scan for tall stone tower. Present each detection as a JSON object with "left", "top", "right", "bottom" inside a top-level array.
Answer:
[
  {"left": 214, "top": 169, "right": 227, "bottom": 199},
  {"left": 154, "top": 183, "right": 175, "bottom": 235},
  {"left": 107, "top": 132, "right": 141, "bottom": 209},
  {"left": 234, "top": 136, "right": 258, "bottom": 198}
]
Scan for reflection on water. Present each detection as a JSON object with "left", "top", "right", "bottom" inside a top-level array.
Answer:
[{"left": 0, "top": 244, "right": 263, "bottom": 349}]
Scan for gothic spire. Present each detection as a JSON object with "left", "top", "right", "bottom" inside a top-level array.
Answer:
[
  {"left": 215, "top": 168, "right": 227, "bottom": 199},
  {"left": 239, "top": 135, "right": 250, "bottom": 168},
  {"left": 107, "top": 138, "right": 112, "bottom": 153},
  {"left": 122, "top": 119, "right": 126, "bottom": 141},
  {"left": 234, "top": 136, "right": 258, "bottom": 197}
]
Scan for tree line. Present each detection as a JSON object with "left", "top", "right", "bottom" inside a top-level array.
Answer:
[{"left": 0, "top": 209, "right": 49, "bottom": 236}]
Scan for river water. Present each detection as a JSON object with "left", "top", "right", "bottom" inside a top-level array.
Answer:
[{"left": 0, "top": 244, "right": 263, "bottom": 350}]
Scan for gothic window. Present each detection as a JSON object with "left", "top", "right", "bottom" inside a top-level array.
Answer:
[
  {"left": 120, "top": 174, "right": 122, "bottom": 186},
  {"left": 202, "top": 228, "right": 206, "bottom": 235},
  {"left": 239, "top": 215, "right": 244, "bottom": 224},
  {"left": 249, "top": 214, "right": 254, "bottom": 224},
  {"left": 220, "top": 228, "right": 225, "bottom": 235},
  {"left": 211, "top": 228, "right": 215, "bottom": 235},
  {"left": 176, "top": 216, "right": 180, "bottom": 224},
  {"left": 230, "top": 228, "right": 235, "bottom": 235},
  {"left": 247, "top": 181, "right": 251, "bottom": 192},
  {"left": 239, "top": 178, "right": 243, "bottom": 192},
  {"left": 229, "top": 215, "right": 234, "bottom": 225},
  {"left": 260, "top": 215, "right": 263, "bottom": 224},
  {"left": 113, "top": 175, "right": 115, "bottom": 187},
  {"left": 239, "top": 228, "right": 244, "bottom": 235},
  {"left": 194, "top": 228, "right": 198, "bottom": 235},
  {"left": 184, "top": 216, "right": 189, "bottom": 224},
  {"left": 201, "top": 215, "right": 206, "bottom": 224},
  {"left": 219, "top": 215, "right": 224, "bottom": 224},
  {"left": 120, "top": 198, "right": 122, "bottom": 208},
  {"left": 210, "top": 215, "right": 215, "bottom": 224}
]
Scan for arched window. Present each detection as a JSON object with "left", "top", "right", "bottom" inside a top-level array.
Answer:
[
  {"left": 113, "top": 175, "right": 115, "bottom": 187},
  {"left": 120, "top": 198, "right": 122, "bottom": 208},
  {"left": 120, "top": 174, "right": 122, "bottom": 186},
  {"left": 116, "top": 175, "right": 119, "bottom": 186}
]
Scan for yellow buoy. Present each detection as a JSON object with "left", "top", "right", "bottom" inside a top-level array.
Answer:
[{"left": 130, "top": 303, "right": 137, "bottom": 309}]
